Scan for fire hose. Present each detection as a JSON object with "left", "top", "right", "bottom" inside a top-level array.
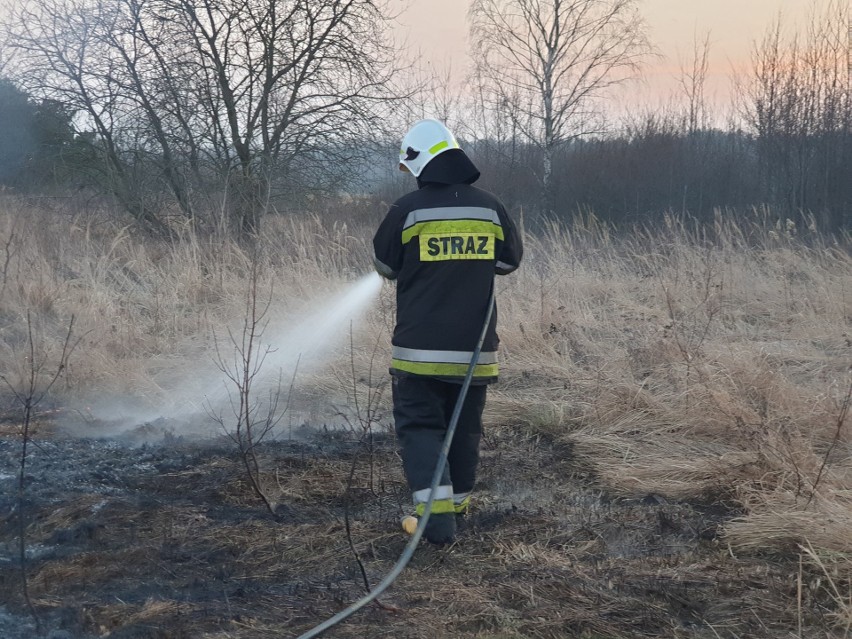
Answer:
[{"left": 295, "top": 289, "right": 496, "bottom": 639}]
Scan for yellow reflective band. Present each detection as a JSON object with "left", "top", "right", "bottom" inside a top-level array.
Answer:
[
  {"left": 428, "top": 140, "right": 449, "bottom": 154},
  {"left": 392, "top": 359, "right": 499, "bottom": 378},
  {"left": 454, "top": 496, "right": 471, "bottom": 514},
  {"left": 415, "top": 499, "right": 456, "bottom": 516},
  {"left": 420, "top": 233, "right": 495, "bottom": 261},
  {"left": 402, "top": 219, "right": 504, "bottom": 245}
]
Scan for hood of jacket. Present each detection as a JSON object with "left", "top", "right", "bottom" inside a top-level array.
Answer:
[{"left": 416, "top": 148, "right": 480, "bottom": 188}]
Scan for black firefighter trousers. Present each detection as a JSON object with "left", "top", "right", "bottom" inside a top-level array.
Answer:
[{"left": 391, "top": 375, "right": 487, "bottom": 512}]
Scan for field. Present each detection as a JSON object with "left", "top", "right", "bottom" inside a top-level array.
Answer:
[{"left": 0, "top": 197, "right": 850, "bottom": 638}]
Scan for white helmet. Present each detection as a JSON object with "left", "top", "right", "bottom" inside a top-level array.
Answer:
[{"left": 398, "top": 119, "right": 460, "bottom": 177}]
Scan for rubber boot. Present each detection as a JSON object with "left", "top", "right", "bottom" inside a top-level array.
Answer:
[{"left": 424, "top": 512, "right": 456, "bottom": 546}]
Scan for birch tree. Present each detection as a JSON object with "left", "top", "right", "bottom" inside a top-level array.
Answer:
[{"left": 470, "top": 0, "right": 652, "bottom": 214}]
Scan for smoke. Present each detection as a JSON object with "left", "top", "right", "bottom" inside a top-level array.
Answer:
[{"left": 66, "top": 272, "right": 385, "bottom": 439}]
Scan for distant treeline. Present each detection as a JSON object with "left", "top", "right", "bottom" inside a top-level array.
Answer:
[
  {"left": 2, "top": 75, "right": 850, "bottom": 233},
  {"left": 469, "top": 122, "right": 851, "bottom": 231}
]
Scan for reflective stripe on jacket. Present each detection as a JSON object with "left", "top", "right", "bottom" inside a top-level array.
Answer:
[{"left": 373, "top": 182, "right": 522, "bottom": 383}]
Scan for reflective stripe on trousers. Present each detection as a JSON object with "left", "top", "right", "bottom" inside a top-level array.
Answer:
[{"left": 391, "top": 346, "right": 498, "bottom": 378}]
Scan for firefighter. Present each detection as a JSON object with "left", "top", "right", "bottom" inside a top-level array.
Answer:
[{"left": 373, "top": 119, "right": 523, "bottom": 545}]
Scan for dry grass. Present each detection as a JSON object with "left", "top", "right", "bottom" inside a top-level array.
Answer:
[
  {"left": 489, "top": 211, "right": 852, "bottom": 626},
  {"left": 1, "top": 197, "right": 851, "bottom": 633}
]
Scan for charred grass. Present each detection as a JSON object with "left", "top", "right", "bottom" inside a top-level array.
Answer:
[{"left": 0, "top": 423, "right": 830, "bottom": 638}]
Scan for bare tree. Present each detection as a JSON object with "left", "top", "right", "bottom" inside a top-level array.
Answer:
[
  {"left": 1, "top": 313, "right": 80, "bottom": 631},
  {"left": 679, "top": 30, "right": 711, "bottom": 135},
  {"left": 6, "top": 0, "right": 397, "bottom": 235},
  {"left": 740, "top": 1, "right": 851, "bottom": 224},
  {"left": 469, "top": 0, "right": 652, "bottom": 214},
  {"left": 0, "top": 41, "right": 10, "bottom": 77},
  {"left": 404, "top": 60, "right": 463, "bottom": 130}
]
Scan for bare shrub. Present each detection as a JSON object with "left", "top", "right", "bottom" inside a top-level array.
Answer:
[
  {"left": 1, "top": 312, "right": 79, "bottom": 630},
  {"left": 207, "top": 253, "right": 296, "bottom": 515}
]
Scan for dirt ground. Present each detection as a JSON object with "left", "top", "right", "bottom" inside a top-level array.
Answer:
[{"left": 0, "top": 414, "right": 841, "bottom": 639}]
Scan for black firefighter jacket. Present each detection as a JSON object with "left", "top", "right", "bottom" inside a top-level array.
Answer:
[{"left": 372, "top": 150, "right": 523, "bottom": 383}]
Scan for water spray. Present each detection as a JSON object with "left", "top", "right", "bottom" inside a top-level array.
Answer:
[
  {"left": 68, "top": 272, "right": 383, "bottom": 438},
  {"left": 200, "top": 271, "right": 385, "bottom": 421}
]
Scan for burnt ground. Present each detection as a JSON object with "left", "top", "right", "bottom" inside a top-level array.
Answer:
[{"left": 0, "top": 416, "right": 840, "bottom": 639}]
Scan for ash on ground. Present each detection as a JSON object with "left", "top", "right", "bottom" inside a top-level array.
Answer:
[{"left": 0, "top": 421, "right": 825, "bottom": 639}]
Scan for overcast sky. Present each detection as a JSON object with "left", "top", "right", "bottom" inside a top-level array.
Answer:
[{"left": 391, "top": 0, "right": 818, "bottom": 111}]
